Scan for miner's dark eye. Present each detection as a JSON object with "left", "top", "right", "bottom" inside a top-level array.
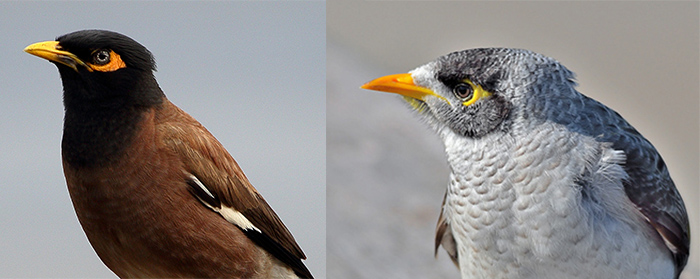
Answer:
[
  {"left": 453, "top": 83, "right": 473, "bottom": 100},
  {"left": 93, "top": 50, "right": 111, "bottom": 65}
]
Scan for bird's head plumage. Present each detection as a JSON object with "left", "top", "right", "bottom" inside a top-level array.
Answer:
[
  {"left": 25, "top": 30, "right": 166, "bottom": 168},
  {"left": 362, "top": 48, "right": 579, "bottom": 139},
  {"left": 25, "top": 29, "right": 162, "bottom": 108}
]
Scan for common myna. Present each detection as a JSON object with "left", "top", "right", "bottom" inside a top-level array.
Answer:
[
  {"left": 25, "top": 29, "right": 312, "bottom": 278},
  {"left": 362, "top": 48, "right": 689, "bottom": 278}
]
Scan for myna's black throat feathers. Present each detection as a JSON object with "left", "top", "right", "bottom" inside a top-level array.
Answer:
[{"left": 26, "top": 29, "right": 312, "bottom": 278}]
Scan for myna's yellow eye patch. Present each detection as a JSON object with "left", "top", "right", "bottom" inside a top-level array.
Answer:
[{"left": 88, "top": 49, "right": 126, "bottom": 72}]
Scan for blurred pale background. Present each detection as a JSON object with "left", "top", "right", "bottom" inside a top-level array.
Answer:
[
  {"left": 327, "top": 1, "right": 698, "bottom": 278},
  {"left": 0, "top": 2, "right": 325, "bottom": 277}
]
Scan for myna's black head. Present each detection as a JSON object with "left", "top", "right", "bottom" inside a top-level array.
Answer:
[
  {"left": 56, "top": 30, "right": 156, "bottom": 72},
  {"left": 25, "top": 30, "right": 166, "bottom": 168},
  {"left": 25, "top": 29, "right": 163, "bottom": 109}
]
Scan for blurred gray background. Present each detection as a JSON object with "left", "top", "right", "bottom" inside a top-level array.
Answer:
[
  {"left": 328, "top": 1, "right": 698, "bottom": 279},
  {"left": 0, "top": 2, "right": 325, "bottom": 277}
]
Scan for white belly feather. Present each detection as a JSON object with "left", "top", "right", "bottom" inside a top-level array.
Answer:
[{"left": 439, "top": 123, "right": 674, "bottom": 279}]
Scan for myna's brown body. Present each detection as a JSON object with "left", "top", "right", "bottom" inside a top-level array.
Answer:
[{"left": 25, "top": 30, "right": 312, "bottom": 278}]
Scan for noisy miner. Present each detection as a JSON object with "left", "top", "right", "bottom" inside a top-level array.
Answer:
[{"left": 361, "top": 48, "right": 689, "bottom": 279}]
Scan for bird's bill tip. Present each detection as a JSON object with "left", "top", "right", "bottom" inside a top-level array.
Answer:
[
  {"left": 24, "top": 40, "right": 87, "bottom": 71},
  {"left": 361, "top": 73, "right": 436, "bottom": 101},
  {"left": 24, "top": 40, "right": 65, "bottom": 59}
]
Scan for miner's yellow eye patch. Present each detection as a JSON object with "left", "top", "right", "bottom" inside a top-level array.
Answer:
[{"left": 460, "top": 79, "right": 492, "bottom": 107}]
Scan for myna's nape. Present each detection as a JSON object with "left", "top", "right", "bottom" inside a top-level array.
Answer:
[
  {"left": 25, "top": 29, "right": 312, "bottom": 279},
  {"left": 362, "top": 48, "right": 689, "bottom": 279}
]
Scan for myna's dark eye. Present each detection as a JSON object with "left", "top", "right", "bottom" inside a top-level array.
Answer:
[
  {"left": 453, "top": 83, "right": 473, "bottom": 100},
  {"left": 93, "top": 50, "right": 111, "bottom": 65}
]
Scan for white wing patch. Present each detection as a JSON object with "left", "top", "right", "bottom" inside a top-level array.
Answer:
[
  {"left": 188, "top": 174, "right": 261, "bottom": 233},
  {"left": 219, "top": 206, "right": 262, "bottom": 233},
  {"left": 189, "top": 175, "right": 217, "bottom": 209}
]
